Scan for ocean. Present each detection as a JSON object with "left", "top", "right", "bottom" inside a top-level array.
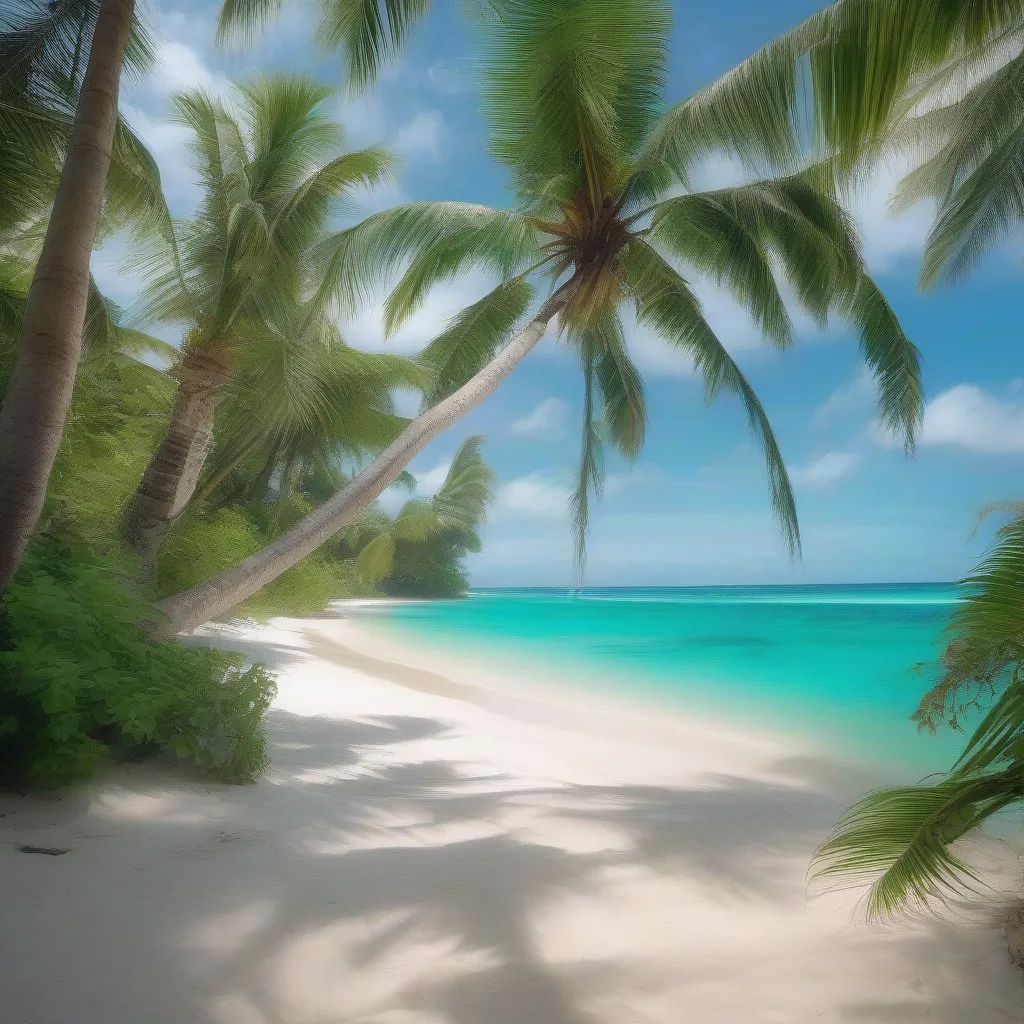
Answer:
[{"left": 344, "top": 583, "right": 976, "bottom": 778}]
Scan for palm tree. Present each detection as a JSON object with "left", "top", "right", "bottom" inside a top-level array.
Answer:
[
  {"left": 153, "top": 0, "right": 922, "bottom": 635},
  {"left": 120, "top": 73, "right": 397, "bottom": 569},
  {"left": 353, "top": 434, "right": 493, "bottom": 588},
  {"left": 0, "top": 0, "right": 169, "bottom": 592}
]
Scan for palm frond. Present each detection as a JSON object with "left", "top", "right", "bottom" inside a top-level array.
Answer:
[
  {"left": 478, "top": 0, "right": 669, "bottom": 205},
  {"left": 432, "top": 434, "right": 495, "bottom": 532},
  {"left": 625, "top": 239, "right": 800, "bottom": 557},
  {"left": 313, "top": 201, "right": 537, "bottom": 320},
  {"left": 650, "top": 171, "right": 922, "bottom": 448},
  {"left": 593, "top": 308, "right": 645, "bottom": 460},
  {"left": 638, "top": 0, "right": 1023, "bottom": 186},
  {"left": 319, "top": 0, "right": 430, "bottom": 93},
  {"left": 393, "top": 495, "right": 440, "bottom": 541},
  {"left": 837, "top": 275, "right": 923, "bottom": 452},
  {"left": 354, "top": 529, "right": 396, "bottom": 580},
  {"left": 809, "top": 770, "right": 1024, "bottom": 921},
  {"left": 419, "top": 277, "right": 533, "bottom": 407},
  {"left": 912, "top": 509, "right": 1024, "bottom": 759},
  {"left": 569, "top": 353, "right": 604, "bottom": 581}
]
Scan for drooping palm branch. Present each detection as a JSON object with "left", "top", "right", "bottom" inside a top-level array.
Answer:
[{"left": 811, "top": 507, "right": 1024, "bottom": 920}]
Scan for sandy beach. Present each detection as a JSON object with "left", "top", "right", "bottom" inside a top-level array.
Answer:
[{"left": 2, "top": 609, "right": 1023, "bottom": 1024}]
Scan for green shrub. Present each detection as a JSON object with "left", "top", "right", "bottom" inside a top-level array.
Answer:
[
  {"left": 158, "top": 506, "right": 264, "bottom": 597},
  {"left": 0, "top": 532, "right": 277, "bottom": 789},
  {"left": 381, "top": 535, "right": 471, "bottom": 598}
]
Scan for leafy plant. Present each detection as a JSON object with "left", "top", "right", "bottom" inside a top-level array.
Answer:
[
  {"left": 810, "top": 508, "right": 1024, "bottom": 919},
  {"left": 0, "top": 532, "right": 276, "bottom": 789}
]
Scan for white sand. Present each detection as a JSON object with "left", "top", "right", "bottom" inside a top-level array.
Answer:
[{"left": 2, "top": 611, "right": 1024, "bottom": 1024}]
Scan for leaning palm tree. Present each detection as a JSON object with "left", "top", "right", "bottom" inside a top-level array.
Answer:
[
  {"left": 121, "top": 73, "right": 396, "bottom": 569},
  {"left": 155, "top": 0, "right": 923, "bottom": 636},
  {"left": 353, "top": 434, "right": 494, "bottom": 585},
  {"left": 0, "top": 0, "right": 170, "bottom": 592}
]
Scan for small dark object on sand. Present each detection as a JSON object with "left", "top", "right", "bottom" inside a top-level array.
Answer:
[{"left": 17, "top": 845, "right": 68, "bottom": 856}]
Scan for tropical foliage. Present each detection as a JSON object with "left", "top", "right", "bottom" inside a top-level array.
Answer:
[
  {"left": 154, "top": 0, "right": 923, "bottom": 633},
  {"left": 810, "top": 508, "right": 1024, "bottom": 920},
  {"left": 354, "top": 435, "right": 495, "bottom": 597},
  {"left": 675, "top": 0, "right": 1024, "bottom": 287},
  {"left": 0, "top": 0, "right": 170, "bottom": 592},
  {"left": 122, "top": 72, "right": 399, "bottom": 568}
]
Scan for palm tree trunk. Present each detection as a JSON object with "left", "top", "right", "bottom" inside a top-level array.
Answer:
[
  {"left": 123, "top": 346, "right": 232, "bottom": 570},
  {"left": 0, "top": 0, "right": 135, "bottom": 594},
  {"left": 155, "top": 287, "right": 570, "bottom": 634}
]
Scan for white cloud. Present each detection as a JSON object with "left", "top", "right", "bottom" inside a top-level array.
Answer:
[
  {"left": 496, "top": 473, "right": 571, "bottom": 518},
  {"left": 510, "top": 398, "right": 567, "bottom": 436},
  {"left": 392, "top": 110, "right": 449, "bottom": 162},
  {"left": 879, "top": 384, "right": 1024, "bottom": 454},
  {"left": 151, "top": 41, "right": 230, "bottom": 97},
  {"left": 338, "top": 93, "right": 390, "bottom": 149},
  {"left": 390, "top": 387, "right": 421, "bottom": 418},
  {"left": 414, "top": 458, "right": 453, "bottom": 495},
  {"left": 341, "top": 270, "right": 496, "bottom": 354},
  {"left": 847, "top": 156, "right": 934, "bottom": 274},
  {"left": 789, "top": 451, "right": 862, "bottom": 488}
]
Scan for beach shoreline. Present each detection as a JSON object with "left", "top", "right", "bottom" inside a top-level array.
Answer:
[{"left": 2, "top": 610, "right": 1023, "bottom": 1023}]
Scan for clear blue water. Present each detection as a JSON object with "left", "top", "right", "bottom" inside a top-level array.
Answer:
[{"left": 346, "top": 584, "right": 976, "bottom": 778}]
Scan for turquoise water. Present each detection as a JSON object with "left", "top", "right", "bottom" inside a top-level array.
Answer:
[{"left": 346, "top": 584, "right": 976, "bottom": 777}]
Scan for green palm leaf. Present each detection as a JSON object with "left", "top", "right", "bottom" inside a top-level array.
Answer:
[
  {"left": 354, "top": 529, "right": 396, "bottom": 580},
  {"left": 313, "top": 201, "right": 537, "bottom": 321},
  {"left": 419, "top": 277, "right": 534, "bottom": 407},
  {"left": 625, "top": 239, "right": 800, "bottom": 557},
  {"left": 478, "top": 0, "right": 669, "bottom": 204},
  {"left": 809, "top": 771, "right": 1024, "bottom": 921},
  {"left": 432, "top": 434, "right": 495, "bottom": 532}
]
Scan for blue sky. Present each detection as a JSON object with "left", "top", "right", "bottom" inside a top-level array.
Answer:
[{"left": 97, "top": 0, "right": 1024, "bottom": 586}]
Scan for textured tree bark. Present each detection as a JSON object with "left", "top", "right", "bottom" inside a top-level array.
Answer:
[
  {"left": 1008, "top": 901, "right": 1024, "bottom": 968},
  {"left": 0, "top": 0, "right": 135, "bottom": 594},
  {"left": 155, "top": 287, "right": 571, "bottom": 634},
  {"left": 123, "top": 347, "right": 232, "bottom": 570}
]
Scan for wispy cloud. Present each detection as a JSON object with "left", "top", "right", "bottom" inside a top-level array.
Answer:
[
  {"left": 813, "top": 366, "right": 877, "bottom": 425},
  {"left": 509, "top": 398, "right": 567, "bottom": 436},
  {"left": 392, "top": 110, "right": 449, "bottom": 162},
  {"left": 789, "top": 451, "right": 862, "bottom": 488},
  {"left": 496, "top": 472, "right": 571, "bottom": 518}
]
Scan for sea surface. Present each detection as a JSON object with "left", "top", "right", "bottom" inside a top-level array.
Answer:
[{"left": 344, "top": 584, "right": 978, "bottom": 777}]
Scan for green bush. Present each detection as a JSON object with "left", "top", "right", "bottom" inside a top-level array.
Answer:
[
  {"left": 0, "top": 532, "right": 277, "bottom": 789},
  {"left": 381, "top": 535, "right": 471, "bottom": 598},
  {"left": 160, "top": 503, "right": 369, "bottom": 618}
]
